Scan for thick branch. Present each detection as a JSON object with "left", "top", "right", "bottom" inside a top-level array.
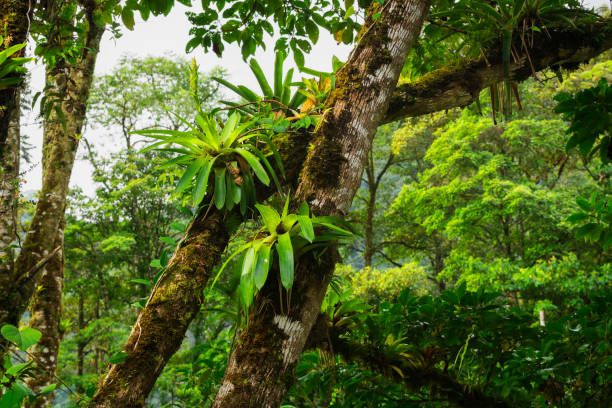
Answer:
[{"left": 383, "top": 20, "right": 612, "bottom": 123}]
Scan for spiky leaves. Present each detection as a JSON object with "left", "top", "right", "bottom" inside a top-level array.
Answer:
[
  {"left": 137, "top": 111, "right": 281, "bottom": 213},
  {"left": 211, "top": 199, "right": 356, "bottom": 309},
  {"left": 213, "top": 51, "right": 307, "bottom": 117}
]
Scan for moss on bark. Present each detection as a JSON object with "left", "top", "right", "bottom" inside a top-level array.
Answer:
[{"left": 89, "top": 208, "right": 229, "bottom": 408}]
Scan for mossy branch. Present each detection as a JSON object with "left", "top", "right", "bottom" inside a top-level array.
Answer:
[{"left": 383, "top": 20, "right": 612, "bottom": 124}]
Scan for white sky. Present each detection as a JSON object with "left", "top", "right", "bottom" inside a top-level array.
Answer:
[{"left": 21, "top": 0, "right": 610, "bottom": 196}]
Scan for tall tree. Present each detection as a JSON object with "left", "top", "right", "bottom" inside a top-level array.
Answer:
[
  {"left": 22, "top": 1, "right": 107, "bottom": 402},
  {"left": 89, "top": 3, "right": 612, "bottom": 407},
  {"left": 0, "top": 0, "right": 33, "bottom": 369}
]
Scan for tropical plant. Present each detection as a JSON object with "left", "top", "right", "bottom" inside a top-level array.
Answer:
[
  {"left": 213, "top": 199, "right": 356, "bottom": 308},
  {"left": 555, "top": 78, "right": 612, "bottom": 163},
  {"left": 213, "top": 51, "right": 307, "bottom": 118},
  {"left": 136, "top": 62, "right": 284, "bottom": 214},
  {"left": 0, "top": 39, "right": 32, "bottom": 91}
]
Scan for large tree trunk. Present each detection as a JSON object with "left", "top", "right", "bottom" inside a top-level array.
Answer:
[
  {"left": 23, "top": 15, "right": 105, "bottom": 398},
  {"left": 211, "top": 1, "right": 431, "bottom": 407},
  {"left": 89, "top": 207, "right": 229, "bottom": 408},
  {"left": 0, "top": 0, "right": 31, "bottom": 374},
  {"left": 0, "top": 89, "right": 21, "bottom": 371}
]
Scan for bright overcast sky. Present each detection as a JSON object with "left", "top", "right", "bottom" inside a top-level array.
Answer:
[{"left": 21, "top": 0, "right": 610, "bottom": 196}]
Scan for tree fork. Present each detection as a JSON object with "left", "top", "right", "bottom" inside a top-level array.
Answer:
[{"left": 211, "top": 0, "right": 432, "bottom": 406}]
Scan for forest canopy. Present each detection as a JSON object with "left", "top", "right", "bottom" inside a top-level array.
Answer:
[{"left": 0, "top": 0, "right": 611, "bottom": 407}]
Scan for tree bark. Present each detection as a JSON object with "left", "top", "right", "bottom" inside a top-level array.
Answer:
[
  {"left": 0, "top": 1, "right": 105, "bottom": 372},
  {"left": 211, "top": 1, "right": 432, "bottom": 407},
  {"left": 0, "top": 88, "right": 21, "bottom": 370},
  {"left": 329, "top": 335, "right": 511, "bottom": 408},
  {"left": 89, "top": 207, "right": 229, "bottom": 408},
  {"left": 0, "top": 0, "right": 31, "bottom": 370},
  {"left": 24, "top": 216, "right": 65, "bottom": 408}
]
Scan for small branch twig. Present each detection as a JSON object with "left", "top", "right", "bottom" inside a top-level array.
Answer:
[{"left": 16, "top": 245, "right": 62, "bottom": 284}]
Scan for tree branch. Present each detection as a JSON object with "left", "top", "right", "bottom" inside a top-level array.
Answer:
[{"left": 383, "top": 20, "right": 612, "bottom": 124}]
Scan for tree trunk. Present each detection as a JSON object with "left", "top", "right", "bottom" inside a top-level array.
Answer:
[
  {"left": 0, "top": 0, "right": 30, "bottom": 374},
  {"left": 89, "top": 207, "right": 229, "bottom": 408},
  {"left": 0, "top": 4, "right": 104, "bottom": 370},
  {"left": 0, "top": 88, "right": 21, "bottom": 373},
  {"left": 24, "top": 217, "right": 65, "bottom": 408},
  {"left": 76, "top": 293, "right": 86, "bottom": 393},
  {"left": 211, "top": 1, "right": 431, "bottom": 407}
]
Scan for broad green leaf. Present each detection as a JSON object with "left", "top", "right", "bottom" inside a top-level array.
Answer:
[
  {"left": 273, "top": 51, "right": 285, "bottom": 97},
  {"left": 214, "top": 167, "right": 227, "bottom": 209},
  {"left": 19, "top": 328, "right": 41, "bottom": 350},
  {"left": 150, "top": 259, "right": 162, "bottom": 268},
  {"left": 129, "top": 279, "right": 151, "bottom": 286},
  {"left": 109, "top": 351, "right": 128, "bottom": 364},
  {"left": 255, "top": 204, "right": 281, "bottom": 233},
  {"left": 1, "top": 324, "right": 21, "bottom": 349},
  {"left": 0, "top": 381, "right": 30, "bottom": 408},
  {"left": 254, "top": 244, "right": 271, "bottom": 289},
  {"left": 176, "top": 159, "right": 204, "bottom": 194},
  {"left": 299, "top": 202, "right": 309, "bottom": 216},
  {"left": 220, "top": 112, "right": 240, "bottom": 145},
  {"left": 277, "top": 233, "right": 294, "bottom": 290},
  {"left": 298, "top": 215, "right": 315, "bottom": 242},
  {"left": 249, "top": 58, "right": 274, "bottom": 98},
  {"left": 39, "top": 383, "right": 57, "bottom": 395},
  {"left": 169, "top": 222, "right": 186, "bottom": 232},
  {"left": 240, "top": 247, "right": 256, "bottom": 308},
  {"left": 193, "top": 157, "right": 215, "bottom": 206},
  {"left": 159, "top": 236, "right": 175, "bottom": 245},
  {"left": 234, "top": 148, "right": 270, "bottom": 186},
  {"left": 0, "top": 42, "right": 26, "bottom": 66}
]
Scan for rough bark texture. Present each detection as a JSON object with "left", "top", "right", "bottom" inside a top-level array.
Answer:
[
  {"left": 0, "top": 3, "right": 104, "bottom": 372},
  {"left": 89, "top": 207, "right": 229, "bottom": 408},
  {"left": 211, "top": 1, "right": 431, "bottom": 407},
  {"left": 0, "top": 91, "right": 20, "bottom": 283},
  {"left": 0, "top": 88, "right": 20, "bottom": 369},
  {"left": 383, "top": 20, "right": 612, "bottom": 123}
]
